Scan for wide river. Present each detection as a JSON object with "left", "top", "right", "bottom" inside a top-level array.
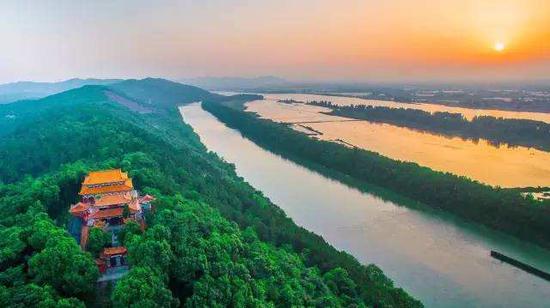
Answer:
[
  {"left": 245, "top": 96, "right": 550, "bottom": 188},
  {"left": 180, "top": 103, "right": 550, "bottom": 307},
  {"left": 261, "top": 93, "right": 550, "bottom": 124}
]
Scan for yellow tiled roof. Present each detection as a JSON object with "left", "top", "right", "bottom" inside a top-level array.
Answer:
[
  {"left": 102, "top": 246, "right": 127, "bottom": 256},
  {"left": 79, "top": 179, "right": 133, "bottom": 195},
  {"left": 82, "top": 169, "right": 128, "bottom": 185},
  {"left": 94, "top": 193, "right": 132, "bottom": 207}
]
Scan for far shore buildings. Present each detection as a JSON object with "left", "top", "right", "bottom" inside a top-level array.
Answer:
[{"left": 68, "top": 169, "right": 154, "bottom": 281}]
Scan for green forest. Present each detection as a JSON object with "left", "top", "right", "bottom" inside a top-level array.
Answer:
[
  {"left": 0, "top": 80, "right": 420, "bottom": 307},
  {"left": 202, "top": 100, "right": 550, "bottom": 250},
  {"left": 306, "top": 100, "right": 550, "bottom": 151}
]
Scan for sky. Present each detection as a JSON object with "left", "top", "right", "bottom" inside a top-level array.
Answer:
[{"left": 1, "top": 0, "right": 549, "bottom": 84}]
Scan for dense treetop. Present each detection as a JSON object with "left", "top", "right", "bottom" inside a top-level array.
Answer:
[{"left": 0, "top": 79, "right": 420, "bottom": 307}]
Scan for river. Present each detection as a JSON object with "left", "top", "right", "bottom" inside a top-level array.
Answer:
[
  {"left": 260, "top": 93, "right": 550, "bottom": 124},
  {"left": 245, "top": 98, "right": 550, "bottom": 188},
  {"left": 179, "top": 103, "right": 550, "bottom": 307}
]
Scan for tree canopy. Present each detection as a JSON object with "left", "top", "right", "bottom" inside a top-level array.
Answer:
[{"left": 0, "top": 80, "right": 420, "bottom": 306}]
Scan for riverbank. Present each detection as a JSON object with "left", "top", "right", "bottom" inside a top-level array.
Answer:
[
  {"left": 202, "top": 99, "right": 550, "bottom": 250},
  {"left": 246, "top": 97, "right": 550, "bottom": 188},
  {"left": 306, "top": 100, "right": 550, "bottom": 152},
  {"left": 259, "top": 93, "right": 550, "bottom": 124},
  {"left": 184, "top": 102, "right": 550, "bottom": 307},
  {"left": 319, "top": 92, "right": 550, "bottom": 114}
]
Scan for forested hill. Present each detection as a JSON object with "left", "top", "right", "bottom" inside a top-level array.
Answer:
[
  {"left": 0, "top": 78, "right": 120, "bottom": 104},
  {"left": 0, "top": 85, "right": 111, "bottom": 138},
  {"left": 0, "top": 79, "right": 420, "bottom": 307},
  {"left": 109, "top": 77, "right": 221, "bottom": 109}
]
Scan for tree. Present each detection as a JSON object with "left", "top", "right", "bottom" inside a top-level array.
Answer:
[
  {"left": 27, "top": 215, "right": 66, "bottom": 251},
  {"left": 28, "top": 237, "right": 99, "bottom": 297},
  {"left": 0, "top": 283, "right": 84, "bottom": 307},
  {"left": 118, "top": 220, "right": 142, "bottom": 245},
  {"left": 323, "top": 267, "right": 358, "bottom": 302},
  {"left": 0, "top": 227, "right": 26, "bottom": 269},
  {"left": 125, "top": 231, "right": 174, "bottom": 275},
  {"left": 0, "top": 265, "right": 25, "bottom": 287},
  {"left": 112, "top": 266, "right": 178, "bottom": 307},
  {"left": 87, "top": 227, "right": 110, "bottom": 257}
]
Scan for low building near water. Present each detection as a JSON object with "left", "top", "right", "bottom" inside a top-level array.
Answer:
[{"left": 68, "top": 169, "right": 154, "bottom": 280}]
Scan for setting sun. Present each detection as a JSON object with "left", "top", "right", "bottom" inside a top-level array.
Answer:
[
  {"left": 494, "top": 42, "right": 506, "bottom": 52},
  {"left": 2, "top": 1, "right": 550, "bottom": 308}
]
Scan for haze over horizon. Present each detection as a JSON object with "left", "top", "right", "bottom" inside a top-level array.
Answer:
[
  {"left": 2, "top": 0, "right": 549, "bottom": 84},
  {"left": 2, "top": 2, "right": 550, "bottom": 307}
]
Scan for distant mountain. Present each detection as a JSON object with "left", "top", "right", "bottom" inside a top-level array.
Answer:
[
  {"left": 1, "top": 78, "right": 222, "bottom": 137},
  {"left": 0, "top": 78, "right": 121, "bottom": 103},
  {"left": 109, "top": 78, "right": 220, "bottom": 109},
  {"left": 181, "top": 76, "right": 288, "bottom": 91}
]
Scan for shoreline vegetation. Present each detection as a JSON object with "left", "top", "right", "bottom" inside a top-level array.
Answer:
[
  {"left": 322, "top": 92, "right": 550, "bottom": 114},
  {"left": 0, "top": 79, "right": 420, "bottom": 307},
  {"left": 303, "top": 100, "right": 550, "bottom": 151},
  {"left": 263, "top": 89, "right": 550, "bottom": 114},
  {"left": 202, "top": 99, "right": 550, "bottom": 250}
]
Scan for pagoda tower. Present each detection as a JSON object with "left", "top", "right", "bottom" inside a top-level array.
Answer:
[{"left": 69, "top": 169, "right": 155, "bottom": 277}]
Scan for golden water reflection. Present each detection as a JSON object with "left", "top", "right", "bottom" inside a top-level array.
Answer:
[
  {"left": 246, "top": 99, "right": 550, "bottom": 188},
  {"left": 261, "top": 93, "right": 550, "bottom": 124}
]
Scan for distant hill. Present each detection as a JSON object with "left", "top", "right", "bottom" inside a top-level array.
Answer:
[
  {"left": 0, "top": 85, "right": 112, "bottom": 138},
  {"left": 0, "top": 78, "right": 121, "bottom": 103},
  {"left": 181, "top": 76, "right": 288, "bottom": 91},
  {"left": 0, "top": 78, "right": 221, "bottom": 137},
  {"left": 109, "top": 78, "right": 220, "bottom": 108}
]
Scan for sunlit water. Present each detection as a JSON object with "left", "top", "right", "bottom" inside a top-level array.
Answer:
[
  {"left": 260, "top": 93, "right": 550, "bottom": 124},
  {"left": 245, "top": 99, "right": 550, "bottom": 188},
  {"left": 180, "top": 103, "right": 550, "bottom": 308}
]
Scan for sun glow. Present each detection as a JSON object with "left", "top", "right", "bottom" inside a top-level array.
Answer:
[{"left": 494, "top": 42, "right": 506, "bottom": 52}]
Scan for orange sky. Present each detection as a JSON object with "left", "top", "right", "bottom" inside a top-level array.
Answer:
[{"left": 1, "top": 0, "right": 549, "bottom": 83}]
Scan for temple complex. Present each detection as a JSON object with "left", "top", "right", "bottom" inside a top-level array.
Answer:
[{"left": 69, "top": 169, "right": 154, "bottom": 280}]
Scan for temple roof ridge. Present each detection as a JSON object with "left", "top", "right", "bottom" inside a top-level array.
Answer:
[
  {"left": 82, "top": 168, "right": 128, "bottom": 185},
  {"left": 79, "top": 178, "right": 133, "bottom": 195}
]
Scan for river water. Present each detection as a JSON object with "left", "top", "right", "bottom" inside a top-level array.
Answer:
[
  {"left": 245, "top": 98, "right": 550, "bottom": 188},
  {"left": 260, "top": 93, "right": 550, "bottom": 124},
  {"left": 180, "top": 103, "right": 550, "bottom": 307}
]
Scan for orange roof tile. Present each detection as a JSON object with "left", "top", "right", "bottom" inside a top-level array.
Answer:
[
  {"left": 69, "top": 202, "right": 90, "bottom": 214},
  {"left": 83, "top": 169, "right": 128, "bottom": 185},
  {"left": 79, "top": 179, "right": 133, "bottom": 195},
  {"left": 103, "top": 246, "right": 127, "bottom": 256},
  {"left": 89, "top": 207, "right": 124, "bottom": 219},
  {"left": 94, "top": 193, "right": 132, "bottom": 207}
]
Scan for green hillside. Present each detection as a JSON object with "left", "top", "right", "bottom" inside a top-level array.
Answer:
[
  {"left": 109, "top": 78, "right": 221, "bottom": 109},
  {"left": 0, "top": 80, "right": 420, "bottom": 307},
  {"left": 0, "top": 78, "right": 120, "bottom": 104}
]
